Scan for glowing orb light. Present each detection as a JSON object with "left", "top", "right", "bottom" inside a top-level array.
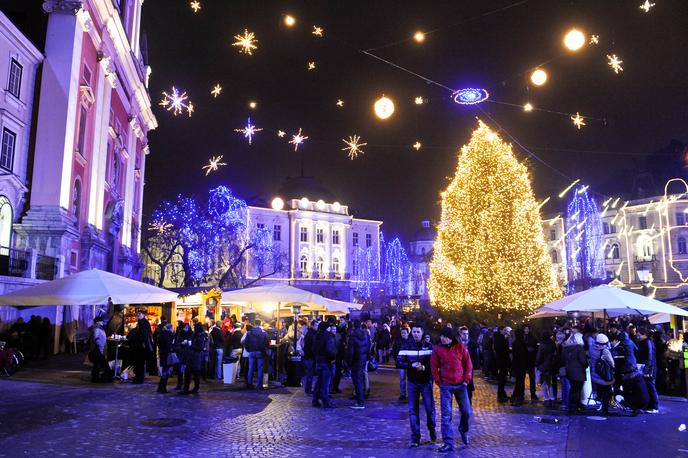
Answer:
[
  {"left": 374, "top": 96, "right": 395, "bottom": 120},
  {"left": 414, "top": 96, "right": 424, "bottom": 105},
  {"left": 413, "top": 31, "right": 425, "bottom": 43},
  {"left": 299, "top": 197, "right": 309, "bottom": 209},
  {"left": 564, "top": 29, "right": 586, "bottom": 51},
  {"left": 451, "top": 88, "right": 489, "bottom": 105},
  {"left": 332, "top": 202, "right": 341, "bottom": 212},
  {"left": 316, "top": 200, "right": 326, "bottom": 211},
  {"left": 523, "top": 102, "right": 534, "bottom": 112},
  {"left": 284, "top": 15, "right": 296, "bottom": 27},
  {"left": 530, "top": 69, "right": 548, "bottom": 86},
  {"left": 249, "top": 101, "right": 257, "bottom": 109},
  {"left": 271, "top": 197, "right": 284, "bottom": 210}
]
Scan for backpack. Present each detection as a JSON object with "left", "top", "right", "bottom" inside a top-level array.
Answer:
[{"left": 595, "top": 357, "right": 614, "bottom": 382}]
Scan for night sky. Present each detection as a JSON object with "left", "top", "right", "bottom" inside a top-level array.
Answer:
[{"left": 140, "top": 0, "right": 688, "bottom": 241}]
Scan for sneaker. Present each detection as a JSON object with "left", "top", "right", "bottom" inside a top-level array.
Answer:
[
  {"left": 437, "top": 443, "right": 454, "bottom": 453},
  {"left": 350, "top": 403, "right": 365, "bottom": 410},
  {"left": 644, "top": 409, "right": 659, "bottom": 414},
  {"left": 409, "top": 442, "right": 420, "bottom": 448}
]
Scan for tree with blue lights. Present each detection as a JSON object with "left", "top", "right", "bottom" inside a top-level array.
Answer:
[
  {"left": 384, "top": 237, "right": 412, "bottom": 297},
  {"left": 565, "top": 186, "right": 605, "bottom": 292}
]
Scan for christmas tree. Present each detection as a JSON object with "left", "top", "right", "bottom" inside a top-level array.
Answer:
[{"left": 428, "top": 121, "right": 561, "bottom": 317}]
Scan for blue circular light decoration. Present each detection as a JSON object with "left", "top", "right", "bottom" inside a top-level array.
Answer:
[{"left": 452, "top": 88, "right": 489, "bottom": 105}]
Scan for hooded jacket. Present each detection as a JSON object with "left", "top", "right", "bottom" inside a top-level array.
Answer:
[
  {"left": 347, "top": 327, "right": 371, "bottom": 366},
  {"left": 397, "top": 338, "right": 433, "bottom": 384},
  {"left": 313, "top": 328, "right": 336, "bottom": 364},
  {"left": 431, "top": 339, "right": 473, "bottom": 386},
  {"left": 562, "top": 335, "right": 588, "bottom": 382},
  {"left": 244, "top": 326, "right": 268, "bottom": 353},
  {"left": 589, "top": 341, "right": 615, "bottom": 386}
]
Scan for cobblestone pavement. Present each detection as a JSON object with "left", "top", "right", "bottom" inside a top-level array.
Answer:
[{"left": 0, "top": 355, "right": 686, "bottom": 457}]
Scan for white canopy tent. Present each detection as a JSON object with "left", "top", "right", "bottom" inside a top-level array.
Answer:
[
  {"left": 528, "top": 284, "right": 688, "bottom": 319},
  {"left": 0, "top": 269, "right": 179, "bottom": 306}
]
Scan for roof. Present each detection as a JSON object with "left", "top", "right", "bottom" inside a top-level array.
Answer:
[{"left": 412, "top": 226, "right": 436, "bottom": 242}]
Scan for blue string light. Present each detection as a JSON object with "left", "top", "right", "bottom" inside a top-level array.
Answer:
[{"left": 565, "top": 186, "right": 605, "bottom": 292}]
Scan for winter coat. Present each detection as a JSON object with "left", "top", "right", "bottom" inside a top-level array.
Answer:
[
  {"left": 397, "top": 338, "right": 433, "bottom": 384},
  {"left": 535, "top": 340, "right": 557, "bottom": 376},
  {"left": 157, "top": 329, "right": 174, "bottom": 367},
  {"left": 347, "top": 328, "right": 371, "bottom": 367},
  {"left": 209, "top": 326, "right": 224, "bottom": 351},
  {"left": 303, "top": 328, "right": 316, "bottom": 360},
  {"left": 612, "top": 332, "right": 639, "bottom": 374},
  {"left": 525, "top": 333, "right": 538, "bottom": 368},
  {"left": 511, "top": 337, "right": 528, "bottom": 373},
  {"left": 589, "top": 342, "right": 615, "bottom": 386},
  {"left": 376, "top": 328, "right": 391, "bottom": 349},
  {"left": 493, "top": 333, "right": 510, "bottom": 368},
  {"left": 431, "top": 340, "right": 473, "bottom": 386},
  {"left": 174, "top": 328, "right": 194, "bottom": 365},
  {"left": 189, "top": 329, "right": 209, "bottom": 371},
  {"left": 244, "top": 327, "right": 268, "bottom": 353},
  {"left": 393, "top": 336, "right": 409, "bottom": 357},
  {"left": 89, "top": 323, "right": 107, "bottom": 355},
  {"left": 637, "top": 338, "right": 657, "bottom": 377},
  {"left": 562, "top": 344, "right": 588, "bottom": 382},
  {"left": 313, "top": 329, "right": 336, "bottom": 364},
  {"left": 136, "top": 318, "right": 153, "bottom": 352}
]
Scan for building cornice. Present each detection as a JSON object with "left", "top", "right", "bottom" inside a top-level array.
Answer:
[{"left": 0, "top": 12, "right": 44, "bottom": 64}]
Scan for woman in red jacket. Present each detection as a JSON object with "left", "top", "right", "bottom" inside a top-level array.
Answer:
[{"left": 431, "top": 326, "right": 473, "bottom": 453}]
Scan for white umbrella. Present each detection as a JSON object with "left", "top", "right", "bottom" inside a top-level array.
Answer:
[
  {"left": 649, "top": 313, "right": 670, "bottom": 324},
  {"left": 0, "top": 269, "right": 178, "bottom": 306},
  {"left": 321, "top": 297, "right": 363, "bottom": 314},
  {"left": 531, "top": 284, "right": 688, "bottom": 318},
  {"left": 222, "top": 284, "right": 329, "bottom": 311}
]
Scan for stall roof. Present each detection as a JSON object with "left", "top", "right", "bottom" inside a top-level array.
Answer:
[{"left": 168, "top": 286, "right": 221, "bottom": 298}]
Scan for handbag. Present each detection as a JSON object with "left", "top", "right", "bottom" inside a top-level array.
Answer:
[
  {"left": 166, "top": 352, "right": 179, "bottom": 366},
  {"left": 367, "top": 358, "right": 378, "bottom": 372}
]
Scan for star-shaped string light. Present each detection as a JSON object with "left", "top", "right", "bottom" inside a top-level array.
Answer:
[
  {"left": 159, "top": 86, "right": 191, "bottom": 116},
  {"left": 190, "top": 1, "right": 201, "bottom": 13},
  {"left": 639, "top": 1, "right": 655, "bottom": 12},
  {"left": 413, "top": 141, "right": 422, "bottom": 151},
  {"left": 589, "top": 34, "right": 599, "bottom": 44},
  {"left": 571, "top": 112, "right": 586, "bottom": 129},
  {"left": 148, "top": 220, "right": 173, "bottom": 235},
  {"left": 289, "top": 128, "right": 308, "bottom": 151},
  {"left": 210, "top": 84, "right": 222, "bottom": 98},
  {"left": 232, "top": 29, "right": 258, "bottom": 55},
  {"left": 234, "top": 117, "right": 263, "bottom": 145},
  {"left": 277, "top": 130, "right": 286, "bottom": 138},
  {"left": 202, "top": 155, "right": 227, "bottom": 176},
  {"left": 414, "top": 96, "right": 425, "bottom": 105},
  {"left": 312, "top": 26, "right": 324, "bottom": 37},
  {"left": 308, "top": 61, "right": 316, "bottom": 70},
  {"left": 607, "top": 54, "right": 624, "bottom": 74},
  {"left": 342, "top": 135, "right": 367, "bottom": 160},
  {"left": 336, "top": 99, "right": 344, "bottom": 107}
]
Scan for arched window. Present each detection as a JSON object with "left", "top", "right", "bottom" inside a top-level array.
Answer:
[
  {"left": 0, "top": 196, "right": 12, "bottom": 248},
  {"left": 72, "top": 178, "right": 82, "bottom": 225},
  {"left": 679, "top": 237, "right": 687, "bottom": 255},
  {"left": 316, "top": 256, "right": 324, "bottom": 273},
  {"left": 551, "top": 250, "right": 558, "bottom": 264},
  {"left": 611, "top": 243, "right": 620, "bottom": 259},
  {"left": 332, "top": 257, "right": 340, "bottom": 273},
  {"left": 637, "top": 235, "right": 653, "bottom": 260},
  {"left": 299, "top": 255, "right": 308, "bottom": 272}
]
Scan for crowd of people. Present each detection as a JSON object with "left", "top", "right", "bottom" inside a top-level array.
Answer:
[{"left": 0, "top": 315, "right": 53, "bottom": 361}]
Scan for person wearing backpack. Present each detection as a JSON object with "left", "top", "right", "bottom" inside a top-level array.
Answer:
[{"left": 590, "top": 333, "right": 615, "bottom": 416}]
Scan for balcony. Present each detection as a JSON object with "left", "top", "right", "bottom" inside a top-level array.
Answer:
[{"left": 0, "top": 247, "right": 59, "bottom": 281}]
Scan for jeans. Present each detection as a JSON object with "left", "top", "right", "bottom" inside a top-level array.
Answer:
[
  {"left": 313, "top": 362, "right": 332, "bottom": 406},
  {"left": 568, "top": 380, "right": 584, "bottom": 412},
  {"left": 214, "top": 348, "right": 224, "bottom": 380},
  {"left": 247, "top": 351, "right": 264, "bottom": 388},
  {"left": 303, "top": 359, "right": 315, "bottom": 394},
  {"left": 561, "top": 376, "right": 571, "bottom": 409},
  {"left": 399, "top": 369, "right": 407, "bottom": 397},
  {"left": 351, "top": 363, "right": 365, "bottom": 405},
  {"left": 595, "top": 383, "right": 612, "bottom": 415},
  {"left": 408, "top": 381, "right": 436, "bottom": 443},
  {"left": 540, "top": 373, "right": 554, "bottom": 401},
  {"left": 439, "top": 384, "right": 472, "bottom": 446},
  {"left": 645, "top": 376, "right": 659, "bottom": 410}
]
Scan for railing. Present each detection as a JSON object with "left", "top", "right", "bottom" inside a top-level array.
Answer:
[
  {"left": 0, "top": 246, "right": 29, "bottom": 278},
  {"left": 35, "top": 255, "right": 58, "bottom": 281}
]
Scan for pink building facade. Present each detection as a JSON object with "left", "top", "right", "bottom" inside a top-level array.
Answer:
[{"left": 12, "top": 0, "right": 156, "bottom": 279}]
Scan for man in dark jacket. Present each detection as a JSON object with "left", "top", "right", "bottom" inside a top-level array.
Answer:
[
  {"left": 347, "top": 319, "right": 371, "bottom": 410},
  {"left": 431, "top": 327, "right": 473, "bottom": 452},
  {"left": 312, "top": 321, "right": 336, "bottom": 408},
  {"left": 208, "top": 319, "right": 224, "bottom": 380},
  {"left": 494, "top": 326, "right": 511, "bottom": 402},
  {"left": 510, "top": 329, "right": 528, "bottom": 406},
  {"left": 523, "top": 325, "right": 539, "bottom": 401},
  {"left": 302, "top": 320, "right": 317, "bottom": 394},
  {"left": 609, "top": 323, "right": 649, "bottom": 412},
  {"left": 244, "top": 320, "right": 268, "bottom": 390},
  {"left": 637, "top": 327, "right": 659, "bottom": 413},
  {"left": 398, "top": 322, "right": 435, "bottom": 447},
  {"left": 131, "top": 309, "right": 153, "bottom": 384}
]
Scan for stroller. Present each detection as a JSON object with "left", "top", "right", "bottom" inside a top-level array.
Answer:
[{"left": 0, "top": 341, "right": 23, "bottom": 377}]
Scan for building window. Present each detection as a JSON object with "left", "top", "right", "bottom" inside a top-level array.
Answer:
[
  {"left": 549, "top": 229, "right": 556, "bottom": 241},
  {"left": 0, "top": 196, "right": 13, "bottom": 249},
  {"left": 637, "top": 236, "right": 653, "bottom": 260},
  {"left": 256, "top": 223, "right": 265, "bottom": 229},
  {"left": 353, "top": 232, "right": 359, "bottom": 246},
  {"left": 273, "top": 225, "right": 281, "bottom": 241},
  {"left": 603, "top": 222, "right": 610, "bottom": 235},
  {"left": 677, "top": 212, "right": 686, "bottom": 226},
  {"left": 7, "top": 59, "right": 22, "bottom": 98},
  {"left": 609, "top": 224, "right": 616, "bottom": 234},
  {"left": 112, "top": 150, "right": 120, "bottom": 190},
  {"left": 316, "top": 228, "right": 324, "bottom": 243},
  {"left": 76, "top": 105, "right": 88, "bottom": 154},
  {"left": 299, "top": 255, "right": 308, "bottom": 271},
  {"left": 332, "top": 257, "right": 340, "bottom": 273},
  {"left": 352, "top": 260, "right": 359, "bottom": 276},
  {"left": 300, "top": 227, "right": 308, "bottom": 242},
  {"left": 679, "top": 237, "right": 687, "bottom": 255},
  {"left": 639, "top": 216, "right": 648, "bottom": 230},
  {"left": 316, "top": 256, "right": 324, "bottom": 273},
  {"left": 72, "top": 178, "right": 82, "bottom": 225},
  {"left": 611, "top": 243, "right": 620, "bottom": 259},
  {"left": 0, "top": 128, "right": 16, "bottom": 171},
  {"left": 333, "top": 229, "right": 340, "bottom": 245},
  {"left": 551, "top": 250, "right": 558, "bottom": 263},
  {"left": 366, "top": 233, "right": 372, "bottom": 247}
]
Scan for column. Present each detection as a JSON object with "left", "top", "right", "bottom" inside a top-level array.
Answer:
[
  {"left": 135, "top": 147, "right": 147, "bottom": 253},
  {"left": 31, "top": 5, "right": 84, "bottom": 209},
  {"left": 87, "top": 60, "right": 111, "bottom": 229},
  {"left": 121, "top": 125, "right": 136, "bottom": 247}
]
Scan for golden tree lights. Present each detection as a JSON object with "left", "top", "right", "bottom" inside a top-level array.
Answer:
[{"left": 428, "top": 121, "right": 561, "bottom": 313}]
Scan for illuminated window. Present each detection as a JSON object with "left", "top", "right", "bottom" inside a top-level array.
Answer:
[
  {"left": 679, "top": 237, "right": 687, "bottom": 255},
  {"left": 299, "top": 255, "right": 308, "bottom": 271},
  {"left": 300, "top": 227, "right": 308, "bottom": 242},
  {"left": 637, "top": 236, "right": 653, "bottom": 260},
  {"left": 332, "top": 229, "right": 340, "bottom": 245},
  {"left": 611, "top": 243, "right": 620, "bottom": 259},
  {"left": 316, "top": 256, "right": 324, "bottom": 272},
  {"left": 316, "top": 228, "right": 324, "bottom": 243},
  {"left": 332, "top": 257, "right": 340, "bottom": 272}
]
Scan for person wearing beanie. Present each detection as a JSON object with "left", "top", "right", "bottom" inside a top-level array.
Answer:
[
  {"left": 590, "top": 332, "right": 615, "bottom": 415},
  {"left": 431, "top": 326, "right": 473, "bottom": 452},
  {"left": 88, "top": 315, "right": 112, "bottom": 383}
]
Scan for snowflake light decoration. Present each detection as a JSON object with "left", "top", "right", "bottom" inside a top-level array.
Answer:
[
  {"left": 232, "top": 29, "right": 258, "bottom": 55},
  {"left": 308, "top": 61, "right": 316, "bottom": 70},
  {"left": 336, "top": 99, "right": 344, "bottom": 107},
  {"left": 190, "top": 1, "right": 201, "bottom": 13},
  {"left": 234, "top": 117, "right": 263, "bottom": 145},
  {"left": 312, "top": 26, "right": 324, "bottom": 37},
  {"left": 289, "top": 128, "right": 309, "bottom": 151},
  {"left": 148, "top": 220, "right": 173, "bottom": 234},
  {"left": 210, "top": 84, "right": 222, "bottom": 98},
  {"left": 277, "top": 130, "right": 286, "bottom": 138},
  {"left": 589, "top": 34, "right": 599, "bottom": 44},
  {"left": 571, "top": 112, "right": 586, "bottom": 129},
  {"left": 607, "top": 54, "right": 624, "bottom": 74},
  {"left": 202, "top": 155, "right": 227, "bottom": 176},
  {"left": 639, "top": 1, "right": 655, "bottom": 12},
  {"left": 159, "top": 86, "right": 191, "bottom": 116},
  {"left": 342, "top": 135, "right": 367, "bottom": 160},
  {"left": 413, "top": 141, "right": 422, "bottom": 151},
  {"left": 452, "top": 88, "right": 490, "bottom": 105}
]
